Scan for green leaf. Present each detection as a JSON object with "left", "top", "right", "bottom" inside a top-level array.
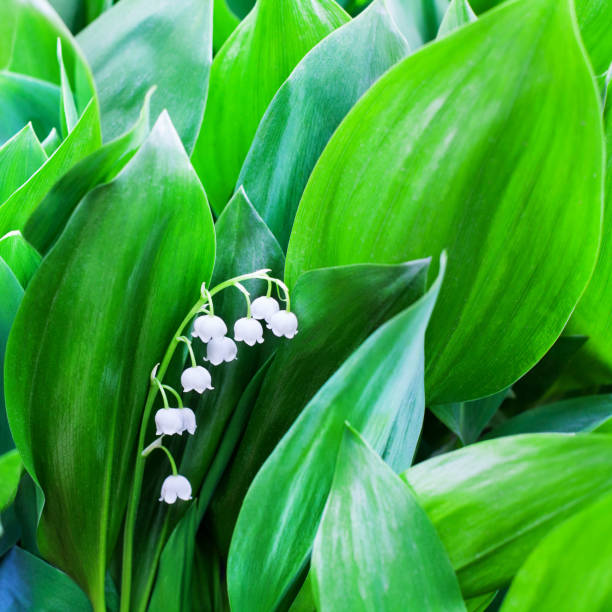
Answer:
[
  {"left": 488, "top": 395, "right": 612, "bottom": 437},
  {"left": 237, "top": 0, "right": 409, "bottom": 249},
  {"left": 191, "top": 0, "right": 349, "bottom": 213},
  {"left": 0, "top": 231, "right": 41, "bottom": 288},
  {"left": 312, "top": 425, "right": 466, "bottom": 612},
  {"left": 286, "top": 0, "right": 604, "bottom": 403},
  {"left": 404, "top": 433, "right": 612, "bottom": 597},
  {"left": 41, "top": 127, "right": 61, "bottom": 155},
  {"left": 430, "top": 387, "right": 507, "bottom": 445},
  {"left": 0, "top": 124, "right": 46, "bottom": 204},
  {"left": 213, "top": 0, "right": 240, "bottom": 53},
  {"left": 4, "top": 113, "right": 215, "bottom": 608},
  {"left": 501, "top": 492, "right": 612, "bottom": 611},
  {"left": 0, "top": 450, "right": 22, "bottom": 511},
  {"left": 0, "top": 258, "right": 22, "bottom": 454},
  {"left": 210, "top": 257, "right": 430, "bottom": 549},
  {"left": 227, "top": 257, "right": 445, "bottom": 612},
  {"left": 57, "top": 39, "right": 78, "bottom": 136},
  {"left": 24, "top": 88, "right": 153, "bottom": 255},
  {"left": 0, "top": 547, "right": 90, "bottom": 611},
  {"left": 77, "top": 0, "right": 213, "bottom": 152},
  {"left": 0, "top": 71, "right": 60, "bottom": 144},
  {"left": 437, "top": 0, "right": 477, "bottom": 37},
  {"left": 0, "top": 98, "right": 101, "bottom": 235},
  {"left": 384, "top": 0, "right": 448, "bottom": 48}
]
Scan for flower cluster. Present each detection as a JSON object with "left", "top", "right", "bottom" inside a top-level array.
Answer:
[{"left": 141, "top": 270, "right": 298, "bottom": 504}]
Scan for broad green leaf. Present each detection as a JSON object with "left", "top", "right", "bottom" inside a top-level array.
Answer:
[
  {"left": 77, "top": 0, "right": 213, "bottom": 152},
  {"left": 501, "top": 492, "right": 612, "bottom": 611},
  {"left": 0, "top": 72, "right": 60, "bottom": 144},
  {"left": 191, "top": 0, "right": 349, "bottom": 213},
  {"left": 564, "top": 70, "right": 612, "bottom": 382},
  {"left": 430, "top": 387, "right": 507, "bottom": 445},
  {"left": 312, "top": 425, "right": 465, "bottom": 612},
  {"left": 0, "top": 450, "right": 22, "bottom": 512},
  {"left": 0, "top": 124, "right": 46, "bottom": 204},
  {"left": 237, "top": 0, "right": 409, "bottom": 249},
  {"left": 384, "top": 0, "right": 448, "bottom": 48},
  {"left": 0, "top": 259, "right": 22, "bottom": 454},
  {"left": 489, "top": 395, "right": 612, "bottom": 437},
  {"left": 210, "top": 258, "right": 430, "bottom": 549},
  {"left": 404, "top": 433, "right": 612, "bottom": 597},
  {"left": 0, "top": 231, "right": 41, "bottom": 288},
  {"left": 128, "top": 188, "right": 282, "bottom": 609},
  {"left": 213, "top": 0, "right": 240, "bottom": 53},
  {"left": 0, "top": 547, "right": 90, "bottom": 611},
  {"left": 0, "top": 0, "right": 96, "bottom": 113},
  {"left": 24, "top": 89, "right": 153, "bottom": 254},
  {"left": 437, "top": 0, "right": 476, "bottom": 36},
  {"left": 0, "top": 98, "right": 101, "bottom": 235},
  {"left": 4, "top": 113, "right": 215, "bottom": 608},
  {"left": 286, "top": 0, "right": 604, "bottom": 403},
  {"left": 227, "top": 258, "right": 445, "bottom": 612}
]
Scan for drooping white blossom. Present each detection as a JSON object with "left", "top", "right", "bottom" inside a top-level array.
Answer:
[
  {"left": 178, "top": 408, "right": 197, "bottom": 435},
  {"left": 251, "top": 296, "right": 280, "bottom": 323},
  {"left": 267, "top": 310, "right": 299, "bottom": 339},
  {"left": 206, "top": 336, "right": 238, "bottom": 365},
  {"left": 192, "top": 314, "right": 227, "bottom": 343},
  {"left": 155, "top": 408, "right": 183, "bottom": 436},
  {"left": 234, "top": 317, "right": 264, "bottom": 346},
  {"left": 181, "top": 365, "right": 213, "bottom": 393},
  {"left": 159, "top": 474, "right": 192, "bottom": 504}
]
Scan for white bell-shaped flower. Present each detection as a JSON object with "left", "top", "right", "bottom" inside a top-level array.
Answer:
[
  {"left": 159, "top": 474, "right": 192, "bottom": 504},
  {"left": 155, "top": 408, "right": 183, "bottom": 436},
  {"left": 267, "top": 310, "right": 299, "bottom": 339},
  {"left": 251, "top": 296, "right": 280, "bottom": 323},
  {"left": 181, "top": 365, "right": 213, "bottom": 393},
  {"left": 206, "top": 336, "right": 238, "bottom": 366},
  {"left": 234, "top": 317, "right": 264, "bottom": 346},
  {"left": 178, "top": 408, "right": 197, "bottom": 435},
  {"left": 192, "top": 314, "right": 227, "bottom": 343}
]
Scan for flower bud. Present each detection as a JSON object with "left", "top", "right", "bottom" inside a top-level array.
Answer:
[
  {"left": 154, "top": 408, "right": 183, "bottom": 436},
  {"left": 159, "top": 474, "right": 192, "bottom": 504},
  {"left": 192, "top": 314, "right": 227, "bottom": 343},
  {"left": 267, "top": 310, "right": 298, "bottom": 339},
  {"left": 206, "top": 336, "right": 238, "bottom": 365},
  {"left": 234, "top": 317, "right": 264, "bottom": 346},
  {"left": 181, "top": 365, "right": 213, "bottom": 393},
  {"left": 251, "top": 296, "right": 280, "bottom": 323}
]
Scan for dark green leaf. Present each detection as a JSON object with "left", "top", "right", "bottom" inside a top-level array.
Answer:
[
  {"left": 213, "top": 0, "right": 240, "bottom": 53},
  {"left": 312, "top": 425, "right": 465, "bottom": 611},
  {"left": 4, "top": 113, "right": 215, "bottom": 607},
  {"left": 286, "top": 0, "right": 603, "bottom": 403}
]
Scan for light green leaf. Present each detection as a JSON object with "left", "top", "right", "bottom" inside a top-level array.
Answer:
[
  {"left": 0, "top": 124, "right": 46, "bottom": 204},
  {"left": 24, "top": 88, "right": 153, "bottom": 254},
  {"left": 237, "top": 0, "right": 409, "bottom": 249},
  {"left": 0, "top": 450, "right": 22, "bottom": 512},
  {"left": 192, "top": 0, "right": 349, "bottom": 213},
  {"left": 0, "top": 71, "right": 60, "bottom": 144},
  {"left": 430, "top": 387, "right": 507, "bottom": 445},
  {"left": 404, "top": 433, "right": 612, "bottom": 597},
  {"left": 312, "top": 425, "right": 466, "bottom": 612},
  {"left": 501, "top": 492, "right": 612, "bottom": 611},
  {"left": 210, "top": 258, "right": 430, "bottom": 549},
  {"left": 227, "top": 257, "right": 445, "bottom": 612},
  {"left": 4, "top": 113, "right": 215, "bottom": 608},
  {"left": 437, "top": 0, "right": 476, "bottom": 37},
  {"left": 77, "top": 0, "right": 213, "bottom": 152},
  {"left": 57, "top": 39, "right": 78, "bottom": 136},
  {"left": 0, "top": 231, "right": 41, "bottom": 288},
  {"left": 0, "top": 547, "right": 90, "bottom": 611},
  {"left": 0, "top": 98, "right": 101, "bottom": 235},
  {"left": 41, "top": 127, "right": 60, "bottom": 155},
  {"left": 489, "top": 395, "right": 612, "bottom": 437},
  {"left": 286, "top": 0, "right": 604, "bottom": 403},
  {"left": 385, "top": 0, "right": 449, "bottom": 48}
]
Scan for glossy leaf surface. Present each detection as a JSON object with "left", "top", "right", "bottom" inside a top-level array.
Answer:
[
  {"left": 77, "top": 0, "right": 213, "bottom": 152},
  {"left": 4, "top": 114, "right": 215, "bottom": 607},
  {"left": 286, "top": 0, "right": 604, "bottom": 403},
  {"left": 192, "top": 0, "right": 349, "bottom": 213},
  {"left": 237, "top": 0, "right": 409, "bottom": 249},
  {"left": 227, "top": 259, "right": 444, "bottom": 612},
  {"left": 312, "top": 426, "right": 466, "bottom": 612}
]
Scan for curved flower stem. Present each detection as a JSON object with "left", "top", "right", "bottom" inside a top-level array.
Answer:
[
  {"left": 152, "top": 378, "right": 169, "bottom": 409},
  {"left": 177, "top": 336, "right": 197, "bottom": 367},
  {"left": 157, "top": 445, "right": 178, "bottom": 476},
  {"left": 233, "top": 281, "right": 252, "bottom": 317},
  {"left": 162, "top": 384, "right": 183, "bottom": 408}
]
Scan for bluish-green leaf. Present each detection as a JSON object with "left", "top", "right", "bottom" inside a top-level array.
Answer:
[
  {"left": 437, "top": 0, "right": 476, "bottom": 36},
  {"left": 312, "top": 425, "right": 466, "bottom": 612}
]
